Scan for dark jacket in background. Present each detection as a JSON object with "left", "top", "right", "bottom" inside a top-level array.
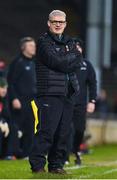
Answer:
[
  {"left": 72, "top": 59, "right": 97, "bottom": 106},
  {"left": 7, "top": 54, "right": 37, "bottom": 100},
  {"left": 36, "top": 31, "right": 82, "bottom": 97},
  {"left": 7, "top": 54, "right": 37, "bottom": 157},
  {"left": 0, "top": 96, "right": 10, "bottom": 123}
]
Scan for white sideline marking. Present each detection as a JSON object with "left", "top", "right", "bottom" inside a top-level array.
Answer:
[
  {"left": 65, "top": 160, "right": 117, "bottom": 171},
  {"left": 103, "top": 168, "right": 117, "bottom": 175},
  {"left": 88, "top": 160, "right": 117, "bottom": 167},
  {"left": 79, "top": 168, "right": 117, "bottom": 179},
  {"left": 65, "top": 162, "right": 117, "bottom": 179},
  {"left": 65, "top": 165, "right": 88, "bottom": 170}
]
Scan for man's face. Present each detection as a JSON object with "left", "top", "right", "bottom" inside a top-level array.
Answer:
[
  {"left": 48, "top": 15, "right": 67, "bottom": 35},
  {"left": 23, "top": 41, "right": 36, "bottom": 57},
  {"left": 0, "top": 86, "right": 7, "bottom": 97}
]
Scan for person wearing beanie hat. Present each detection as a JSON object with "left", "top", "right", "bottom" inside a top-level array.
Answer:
[
  {"left": 0, "top": 78, "right": 10, "bottom": 157},
  {"left": 64, "top": 38, "right": 97, "bottom": 166},
  {"left": 0, "top": 78, "right": 21, "bottom": 160},
  {"left": 0, "top": 77, "right": 8, "bottom": 87}
]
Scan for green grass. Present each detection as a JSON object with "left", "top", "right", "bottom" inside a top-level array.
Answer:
[{"left": 1, "top": 144, "right": 117, "bottom": 179}]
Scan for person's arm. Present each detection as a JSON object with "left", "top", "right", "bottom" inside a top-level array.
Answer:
[
  {"left": 37, "top": 38, "right": 82, "bottom": 73},
  {"left": 87, "top": 61, "right": 97, "bottom": 113}
]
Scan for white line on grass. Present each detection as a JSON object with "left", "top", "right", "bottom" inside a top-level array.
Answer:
[
  {"left": 65, "top": 161, "right": 117, "bottom": 179},
  {"left": 103, "top": 168, "right": 117, "bottom": 175},
  {"left": 65, "top": 165, "right": 88, "bottom": 170},
  {"left": 64, "top": 159, "right": 117, "bottom": 171},
  {"left": 83, "top": 160, "right": 117, "bottom": 167},
  {"left": 79, "top": 168, "right": 117, "bottom": 179},
  {"left": 66, "top": 160, "right": 117, "bottom": 169}
]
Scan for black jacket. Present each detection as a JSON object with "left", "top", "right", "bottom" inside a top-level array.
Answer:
[
  {"left": 0, "top": 96, "right": 11, "bottom": 123},
  {"left": 71, "top": 59, "right": 97, "bottom": 105},
  {"left": 36, "top": 31, "right": 82, "bottom": 96},
  {"left": 7, "top": 54, "right": 37, "bottom": 100}
]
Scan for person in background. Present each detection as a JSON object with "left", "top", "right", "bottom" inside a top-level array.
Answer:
[
  {"left": 7, "top": 37, "right": 37, "bottom": 158},
  {"left": 65, "top": 38, "right": 97, "bottom": 165},
  {"left": 0, "top": 78, "right": 10, "bottom": 158}
]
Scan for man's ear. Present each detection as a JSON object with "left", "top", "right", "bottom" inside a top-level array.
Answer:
[
  {"left": 21, "top": 44, "right": 25, "bottom": 51},
  {"left": 65, "top": 21, "right": 67, "bottom": 29},
  {"left": 47, "top": 20, "right": 50, "bottom": 27}
]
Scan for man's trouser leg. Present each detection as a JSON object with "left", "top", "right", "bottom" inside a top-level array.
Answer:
[
  {"left": 73, "top": 105, "right": 86, "bottom": 154},
  {"left": 29, "top": 96, "right": 64, "bottom": 172},
  {"left": 48, "top": 97, "right": 74, "bottom": 170},
  {"left": 20, "top": 98, "right": 34, "bottom": 157},
  {"left": 0, "top": 130, "right": 4, "bottom": 157},
  {"left": 5, "top": 123, "right": 21, "bottom": 157},
  {"left": 63, "top": 122, "right": 74, "bottom": 162}
]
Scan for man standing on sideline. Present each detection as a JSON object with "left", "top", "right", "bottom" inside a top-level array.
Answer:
[
  {"left": 29, "top": 10, "right": 82, "bottom": 174},
  {"left": 7, "top": 37, "right": 37, "bottom": 158},
  {"left": 72, "top": 39, "right": 97, "bottom": 165}
]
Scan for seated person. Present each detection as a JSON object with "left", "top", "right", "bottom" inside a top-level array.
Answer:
[
  {"left": 0, "top": 77, "right": 10, "bottom": 158},
  {"left": 0, "top": 77, "right": 18, "bottom": 160}
]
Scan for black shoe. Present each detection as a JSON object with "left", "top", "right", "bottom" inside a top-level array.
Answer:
[
  {"left": 49, "top": 168, "right": 67, "bottom": 174},
  {"left": 74, "top": 152, "right": 82, "bottom": 165},
  {"left": 32, "top": 168, "right": 46, "bottom": 173}
]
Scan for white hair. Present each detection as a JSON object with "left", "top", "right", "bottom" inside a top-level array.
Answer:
[{"left": 49, "top": 10, "right": 66, "bottom": 20}]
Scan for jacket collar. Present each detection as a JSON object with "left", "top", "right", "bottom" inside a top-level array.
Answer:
[{"left": 47, "top": 30, "right": 71, "bottom": 45}]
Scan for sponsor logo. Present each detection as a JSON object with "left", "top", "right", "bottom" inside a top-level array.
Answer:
[
  {"left": 25, "top": 66, "right": 30, "bottom": 70},
  {"left": 80, "top": 67, "right": 87, "bottom": 70}
]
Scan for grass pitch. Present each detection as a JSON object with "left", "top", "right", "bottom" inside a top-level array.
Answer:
[{"left": 0, "top": 144, "right": 117, "bottom": 179}]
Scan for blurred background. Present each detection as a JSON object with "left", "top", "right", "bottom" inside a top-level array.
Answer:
[{"left": 0, "top": 0, "right": 117, "bottom": 144}]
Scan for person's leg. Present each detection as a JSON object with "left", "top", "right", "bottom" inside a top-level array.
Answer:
[
  {"left": 0, "top": 130, "right": 4, "bottom": 157},
  {"left": 11, "top": 108, "right": 23, "bottom": 131},
  {"left": 21, "top": 121, "right": 34, "bottom": 158},
  {"left": 63, "top": 122, "right": 74, "bottom": 164},
  {"left": 20, "top": 100, "right": 34, "bottom": 158},
  {"left": 48, "top": 97, "right": 74, "bottom": 171},
  {"left": 72, "top": 105, "right": 86, "bottom": 164},
  {"left": 5, "top": 123, "right": 22, "bottom": 158},
  {"left": 10, "top": 107, "right": 23, "bottom": 157},
  {"left": 73, "top": 130, "right": 84, "bottom": 153},
  {"left": 29, "top": 96, "right": 64, "bottom": 172}
]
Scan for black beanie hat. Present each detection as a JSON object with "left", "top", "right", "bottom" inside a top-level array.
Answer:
[
  {"left": 0, "top": 77, "right": 8, "bottom": 87},
  {"left": 73, "top": 38, "right": 84, "bottom": 49}
]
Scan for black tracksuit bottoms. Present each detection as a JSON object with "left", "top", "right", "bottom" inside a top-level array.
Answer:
[
  {"left": 73, "top": 105, "right": 86, "bottom": 154},
  {"left": 29, "top": 96, "right": 74, "bottom": 171}
]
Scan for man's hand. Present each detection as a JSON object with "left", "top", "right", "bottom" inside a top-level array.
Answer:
[
  {"left": 18, "top": 130, "right": 23, "bottom": 138},
  {"left": 12, "top": 99, "right": 22, "bottom": 109},
  {"left": 0, "top": 122, "right": 10, "bottom": 137},
  {"left": 87, "top": 102, "right": 95, "bottom": 113},
  {"left": 3, "top": 123, "right": 10, "bottom": 137}
]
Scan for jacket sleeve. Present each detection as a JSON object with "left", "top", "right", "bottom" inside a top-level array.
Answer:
[
  {"left": 36, "top": 38, "right": 83, "bottom": 73},
  {"left": 1, "top": 97, "right": 11, "bottom": 123},
  {"left": 7, "top": 59, "right": 22, "bottom": 101},
  {"left": 87, "top": 61, "right": 97, "bottom": 102}
]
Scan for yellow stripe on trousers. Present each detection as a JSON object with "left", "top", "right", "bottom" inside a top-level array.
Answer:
[{"left": 31, "top": 100, "right": 39, "bottom": 134}]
